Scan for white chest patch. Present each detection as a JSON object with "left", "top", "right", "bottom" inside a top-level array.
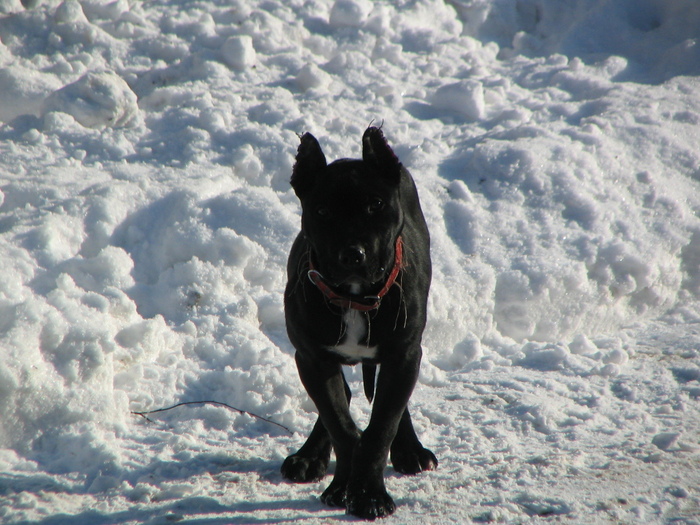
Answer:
[{"left": 328, "top": 309, "right": 378, "bottom": 362}]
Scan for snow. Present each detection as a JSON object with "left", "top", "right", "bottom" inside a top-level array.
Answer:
[{"left": 0, "top": 0, "right": 699, "bottom": 523}]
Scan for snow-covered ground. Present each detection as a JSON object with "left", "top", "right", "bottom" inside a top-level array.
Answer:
[{"left": 1, "top": 0, "right": 699, "bottom": 523}]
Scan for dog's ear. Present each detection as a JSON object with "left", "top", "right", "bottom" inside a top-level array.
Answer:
[
  {"left": 362, "top": 126, "right": 401, "bottom": 184},
  {"left": 291, "top": 132, "right": 326, "bottom": 197}
]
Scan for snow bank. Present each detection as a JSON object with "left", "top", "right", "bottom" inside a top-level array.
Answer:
[
  {"left": 0, "top": 0, "right": 699, "bottom": 523},
  {"left": 457, "top": 0, "right": 700, "bottom": 82}
]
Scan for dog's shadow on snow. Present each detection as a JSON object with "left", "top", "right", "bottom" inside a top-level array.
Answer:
[
  {"left": 11, "top": 498, "right": 344, "bottom": 525},
  {"left": 5, "top": 452, "right": 352, "bottom": 525}
]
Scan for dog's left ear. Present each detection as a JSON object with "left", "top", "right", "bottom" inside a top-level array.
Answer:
[
  {"left": 291, "top": 132, "right": 327, "bottom": 197},
  {"left": 362, "top": 126, "right": 402, "bottom": 184}
]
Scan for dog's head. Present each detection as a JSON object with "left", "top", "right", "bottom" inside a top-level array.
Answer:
[{"left": 291, "top": 127, "right": 405, "bottom": 295}]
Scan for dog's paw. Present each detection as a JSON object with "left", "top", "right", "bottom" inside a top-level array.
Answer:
[
  {"left": 320, "top": 479, "right": 347, "bottom": 508},
  {"left": 346, "top": 487, "right": 396, "bottom": 520},
  {"left": 281, "top": 454, "right": 329, "bottom": 483},
  {"left": 390, "top": 446, "right": 438, "bottom": 475}
]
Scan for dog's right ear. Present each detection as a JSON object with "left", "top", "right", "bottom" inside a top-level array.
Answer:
[{"left": 291, "top": 132, "right": 326, "bottom": 197}]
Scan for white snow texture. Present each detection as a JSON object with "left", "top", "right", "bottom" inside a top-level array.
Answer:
[{"left": 0, "top": 0, "right": 699, "bottom": 523}]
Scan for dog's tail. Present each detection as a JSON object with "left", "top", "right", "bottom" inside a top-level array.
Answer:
[{"left": 362, "top": 363, "right": 377, "bottom": 403}]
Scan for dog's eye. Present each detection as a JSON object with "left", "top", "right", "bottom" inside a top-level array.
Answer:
[
  {"left": 316, "top": 206, "right": 330, "bottom": 217},
  {"left": 368, "top": 198, "right": 384, "bottom": 214}
]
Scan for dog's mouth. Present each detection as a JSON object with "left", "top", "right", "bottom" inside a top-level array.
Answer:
[
  {"left": 321, "top": 263, "right": 389, "bottom": 293},
  {"left": 312, "top": 250, "right": 398, "bottom": 297},
  {"left": 307, "top": 251, "right": 390, "bottom": 292},
  {"left": 307, "top": 266, "right": 393, "bottom": 311},
  {"left": 334, "top": 274, "right": 386, "bottom": 296}
]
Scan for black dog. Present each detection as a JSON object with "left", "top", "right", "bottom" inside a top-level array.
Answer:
[{"left": 281, "top": 127, "right": 437, "bottom": 519}]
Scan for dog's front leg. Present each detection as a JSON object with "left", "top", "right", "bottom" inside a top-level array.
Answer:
[
  {"left": 345, "top": 345, "right": 422, "bottom": 519},
  {"left": 294, "top": 351, "right": 361, "bottom": 508}
]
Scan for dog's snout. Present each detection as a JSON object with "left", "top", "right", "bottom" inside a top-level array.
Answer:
[{"left": 339, "top": 246, "right": 366, "bottom": 268}]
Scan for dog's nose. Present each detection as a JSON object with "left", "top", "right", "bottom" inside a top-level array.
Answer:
[{"left": 339, "top": 246, "right": 366, "bottom": 268}]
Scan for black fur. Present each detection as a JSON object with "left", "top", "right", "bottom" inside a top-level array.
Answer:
[{"left": 281, "top": 127, "right": 437, "bottom": 520}]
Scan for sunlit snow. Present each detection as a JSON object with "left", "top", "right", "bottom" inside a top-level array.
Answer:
[{"left": 1, "top": 0, "right": 699, "bottom": 523}]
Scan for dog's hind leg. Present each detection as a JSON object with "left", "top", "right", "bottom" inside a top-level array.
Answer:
[
  {"left": 281, "top": 416, "right": 332, "bottom": 482},
  {"left": 390, "top": 408, "right": 438, "bottom": 474},
  {"left": 281, "top": 370, "right": 353, "bottom": 483}
]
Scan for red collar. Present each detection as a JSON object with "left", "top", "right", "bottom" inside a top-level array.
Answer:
[{"left": 307, "top": 236, "right": 403, "bottom": 311}]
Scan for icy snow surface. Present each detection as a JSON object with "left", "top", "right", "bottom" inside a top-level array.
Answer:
[{"left": 1, "top": 0, "right": 699, "bottom": 523}]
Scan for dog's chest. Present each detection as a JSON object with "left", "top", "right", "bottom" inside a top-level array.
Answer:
[{"left": 328, "top": 309, "right": 378, "bottom": 362}]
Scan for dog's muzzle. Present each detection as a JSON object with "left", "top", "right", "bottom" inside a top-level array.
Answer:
[{"left": 307, "top": 236, "right": 404, "bottom": 311}]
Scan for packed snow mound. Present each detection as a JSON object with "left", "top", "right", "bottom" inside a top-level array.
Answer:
[{"left": 43, "top": 70, "right": 140, "bottom": 128}]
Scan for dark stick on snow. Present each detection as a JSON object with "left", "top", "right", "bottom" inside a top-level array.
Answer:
[{"left": 132, "top": 400, "right": 294, "bottom": 435}]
